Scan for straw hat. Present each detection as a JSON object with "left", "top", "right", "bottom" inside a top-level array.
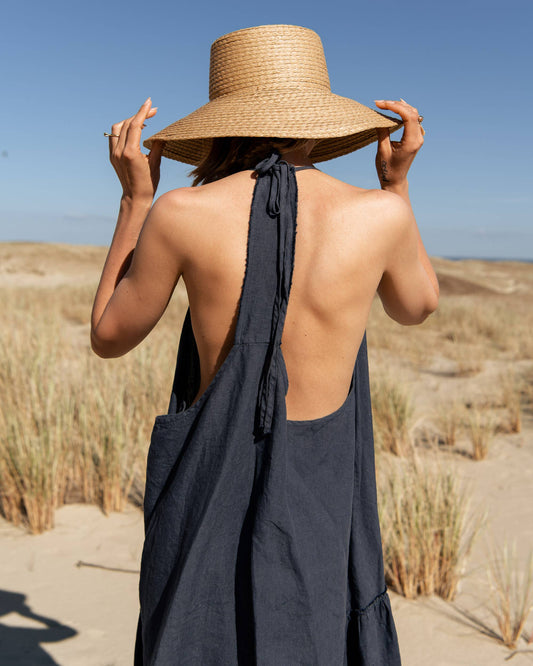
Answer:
[{"left": 143, "top": 24, "right": 404, "bottom": 165}]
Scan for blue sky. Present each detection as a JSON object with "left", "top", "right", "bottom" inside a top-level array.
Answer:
[{"left": 1, "top": 0, "right": 531, "bottom": 259}]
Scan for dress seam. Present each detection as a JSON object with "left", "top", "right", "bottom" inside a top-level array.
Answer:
[{"left": 347, "top": 588, "right": 389, "bottom": 618}]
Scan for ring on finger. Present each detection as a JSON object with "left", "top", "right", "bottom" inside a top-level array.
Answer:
[{"left": 104, "top": 132, "right": 120, "bottom": 138}]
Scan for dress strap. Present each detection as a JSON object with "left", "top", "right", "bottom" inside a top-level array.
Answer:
[{"left": 234, "top": 151, "right": 298, "bottom": 437}]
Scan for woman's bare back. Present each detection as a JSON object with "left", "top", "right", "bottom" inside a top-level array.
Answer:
[
  {"left": 178, "top": 167, "right": 393, "bottom": 421},
  {"left": 92, "top": 99, "right": 438, "bottom": 409}
]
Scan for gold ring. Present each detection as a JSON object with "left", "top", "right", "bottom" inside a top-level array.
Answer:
[
  {"left": 418, "top": 115, "right": 424, "bottom": 123},
  {"left": 104, "top": 132, "right": 120, "bottom": 138}
]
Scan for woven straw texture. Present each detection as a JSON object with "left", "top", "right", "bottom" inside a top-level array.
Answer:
[{"left": 144, "top": 25, "right": 403, "bottom": 165}]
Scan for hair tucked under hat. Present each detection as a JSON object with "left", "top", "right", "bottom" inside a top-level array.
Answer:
[{"left": 143, "top": 24, "right": 403, "bottom": 165}]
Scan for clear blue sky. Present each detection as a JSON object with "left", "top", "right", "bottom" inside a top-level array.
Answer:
[{"left": 1, "top": 0, "right": 531, "bottom": 259}]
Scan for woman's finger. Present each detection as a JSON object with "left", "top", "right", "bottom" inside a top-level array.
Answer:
[
  {"left": 148, "top": 139, "right": 164, "bottom": 172},
  {"left": 108, "top": 119, "right": 126, "bottom": 161},
  {"left": 375, "top": 98, "right": 417, "bottom": 117},
  {"left": 115, "top": 116, "right": 135, "bottom": 157},
  {"left": 125, "top": 98, "right": 156, "bottom": 155},
  {"left": 109, "top": 101, "right": 158, "bottom": 158},
  {"left": 375, "top": 127, "right": 391, "bottom": 157},
  {"left": 148, "top": 140, "right": 164, "bottom": 191},
  {"left": 374, "top": 99, "right": 423, "bottom": 148}
]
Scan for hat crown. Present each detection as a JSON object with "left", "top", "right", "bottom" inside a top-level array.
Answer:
[{"left": 209, "top": 25, "right": 331, "bottom": 100}]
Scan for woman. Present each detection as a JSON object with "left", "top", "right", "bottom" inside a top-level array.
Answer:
[{"left": 92, "top": 25, "right": 438, "bottom": 666}]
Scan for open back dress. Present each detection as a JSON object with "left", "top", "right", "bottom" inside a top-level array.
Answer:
[{"left": 134, "top": 151, "right": 402, "bottom": 665}]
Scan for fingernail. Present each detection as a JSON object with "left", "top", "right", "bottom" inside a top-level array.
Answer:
[
  {"left": 400, "top": 98, "right": 406, "bottom": 103},
  {"left": 374, "top": 100, "right": 384, "bottom": 103},
  {"left": 145, "top": 97, "right": 151, "bottom": 104}
]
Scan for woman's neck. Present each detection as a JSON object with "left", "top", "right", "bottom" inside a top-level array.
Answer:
[{"left": 279, "top": 143, "right": 316, "bottom": 168}]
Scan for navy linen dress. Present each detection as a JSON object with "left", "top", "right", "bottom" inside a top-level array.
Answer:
[{"left": 134, "top": 151, "right": 402, "bottom": 665}]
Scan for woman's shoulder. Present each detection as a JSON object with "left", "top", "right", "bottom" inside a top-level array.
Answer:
[
  {"left": 152, "top": 182, "right": 223, "bottom": 217},
  {"left": 153, "top": 171, "right": 257, "bottom": 216},
  {"left": 150, "top": 173, "right": 256, "bottom": 240},
  {"left": 152, "top": 170, "right": 404, "bottom": 224}
]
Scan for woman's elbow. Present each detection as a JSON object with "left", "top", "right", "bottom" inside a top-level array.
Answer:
[
  {"left": 415, "top": 291, "right": 439, "bottom": 325},
  {"left": 426, "top": 283, "right": 440, "bottom": 316},
  {"left": 90, "top": 327, "right": 123, "bottom": 358},
  {"left": 413, "top": 294, "right": 439, "bottom": 325},
  {"left": 91, "top": 329, "right": 111, "bottom": 358},
  {"left": 385, "top": 292, "right": 439, "bottom": 326}
]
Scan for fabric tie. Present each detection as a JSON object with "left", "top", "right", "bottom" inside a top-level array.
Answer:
[{"left": 254, "top": 151, "right": 297, "bottom": 437}]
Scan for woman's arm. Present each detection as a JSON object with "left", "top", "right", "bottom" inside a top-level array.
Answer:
[
  {"left": 375, "top": 190, "right": 439, "bottom": 325},
  {"left": 90, "top": 195, "right": 187, "bottom": 358},
  {"left": 90, "top": 99, "right": 183, "bottom": 358},
  {"left": 373, "top": 99, "right": 439, "bottom": 322},
  {"left": 381, "top": 179, "right": 440, "bottom": 304},
  {"left": 90, "top": 196, "right": 151, "bottom": 346}
]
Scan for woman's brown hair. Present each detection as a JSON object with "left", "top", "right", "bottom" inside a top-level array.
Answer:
[{"left": 188, "top": 137, "right": 311, "bottom": 187}]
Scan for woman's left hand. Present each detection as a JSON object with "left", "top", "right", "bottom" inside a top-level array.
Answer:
[
  {"left": 373, "top": 98, "right": 424, "bottom": 189},
  {"left": 108, "top": 98, "right": 164, "bottom": 203}
]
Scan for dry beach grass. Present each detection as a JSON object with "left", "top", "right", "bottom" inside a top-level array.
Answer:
[{"left": 1, "top": 242, "right": 533, "bottom": 664}]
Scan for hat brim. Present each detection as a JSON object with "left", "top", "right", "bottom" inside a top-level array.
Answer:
[{"left": 143, "top": 90, "right": 404, "bottom": 165}]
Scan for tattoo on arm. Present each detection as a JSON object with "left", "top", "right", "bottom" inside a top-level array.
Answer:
[{"left": 380, "top": 159, "right": 391, "bottom": 184}]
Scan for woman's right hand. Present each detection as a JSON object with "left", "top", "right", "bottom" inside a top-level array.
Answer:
[
  {"left": 373, "top": 99, "right": 424, "bottom": 189},
  {"left": 108, "top": 98, "right": 164, "bottom": 204}
]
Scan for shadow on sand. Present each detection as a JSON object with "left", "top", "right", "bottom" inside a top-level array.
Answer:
[{"left": 0, "top": 589, "right": 77, "bottom": 665}]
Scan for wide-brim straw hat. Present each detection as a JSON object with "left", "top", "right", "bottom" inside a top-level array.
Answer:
[{"left": 143, "top": 24, "right": 404, "bottom": 165}]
